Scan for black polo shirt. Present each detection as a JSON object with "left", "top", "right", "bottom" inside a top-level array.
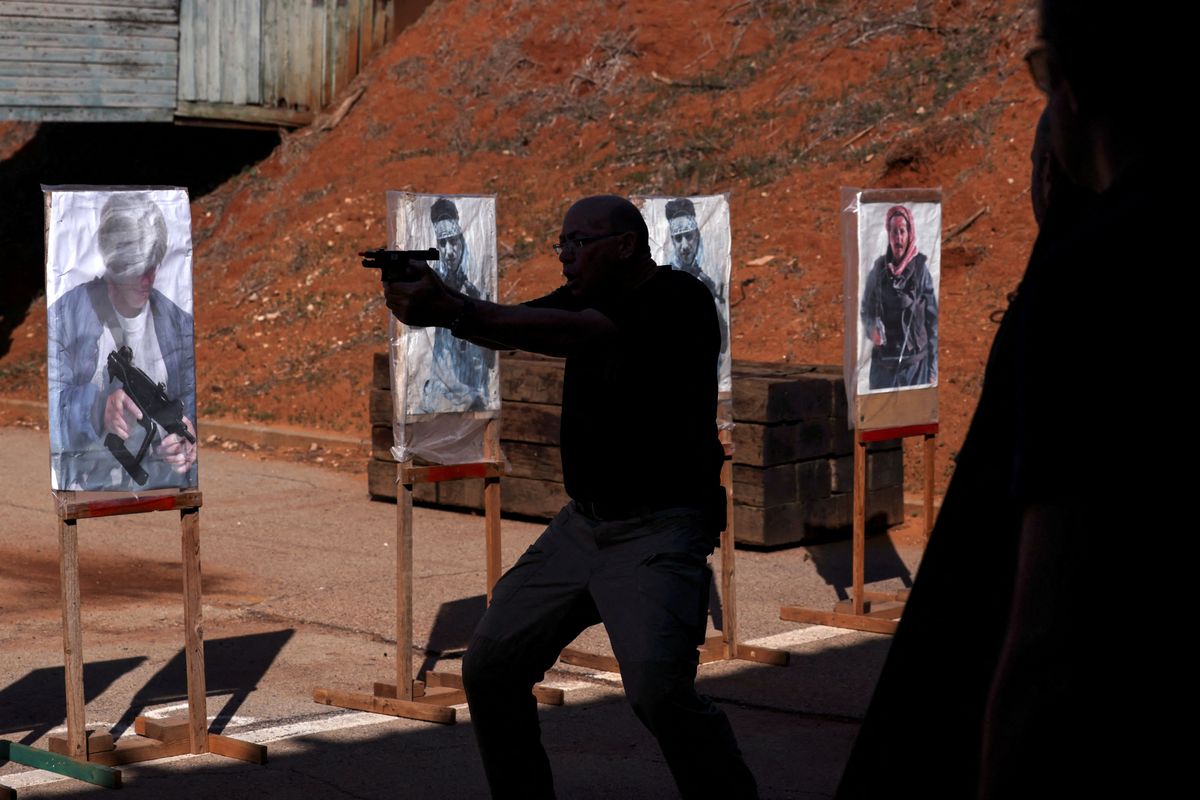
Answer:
[{"left": 525, "top": 266, "right": 723, "bottom": 509}]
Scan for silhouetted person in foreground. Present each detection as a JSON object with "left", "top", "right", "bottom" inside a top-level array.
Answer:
[
  {"left": 383, "top": 195, "right": 755, "bottom": 799},
  {"left": 837, "top": 2, "right": 1169, "bottom": 796}
]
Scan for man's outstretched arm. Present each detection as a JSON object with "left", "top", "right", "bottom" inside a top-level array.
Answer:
[{"left": 383, "top": 263, "right": 615, "bottom": 358}]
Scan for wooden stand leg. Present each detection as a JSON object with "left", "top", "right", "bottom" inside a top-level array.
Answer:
[
  {"left": 58, "top": 518, "right": 86, "bottom": 759},
  {"left": 923, "top": 433, "right": 936, "bottom": 541},
  {"left": 780, "top": 424, "right": 936, "bottom": 636},
  {"left": 852, "top": 433, "right": 867, "bottom": 615},
  {"left": 397, "top": 478, "right": 414, "bottom": 702},
  {"left": 41, "top": 490, "right": 263, "bottom": 780},
  {"left": 719, "top": 458, "right": 736, "bottom": 661},
  {"left": 484, "top": 476, "right": 501, "bottom": 601},
  {"left": 180, "top": 508, "right": 208, "bottom": 754}
]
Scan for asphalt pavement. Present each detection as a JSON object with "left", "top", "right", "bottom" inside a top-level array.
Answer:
[{"left": 0, "top": 425, "right": 924, "bottom": 799}]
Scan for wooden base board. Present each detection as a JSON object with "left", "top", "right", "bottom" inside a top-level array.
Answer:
[
  {"left": 419, "top": 671, "right": 565, "bottom": 707},
  {"left": 47, "top": 729, "right": 114, "bottom": 756},
  {"left": 779, "top": 605, "right": 901, "bottom": 635},
  {"left": 730, "top": 642, "right": 791, "bottom": 666},
  {"left": 562, "top": 634, "right": 789, "bottom": 673},
  {"left": 45, "top": 718, "right": 266, "bottom": 768},
  {"left": 312, "top": 686, "right": 456, "bottom": 725}
]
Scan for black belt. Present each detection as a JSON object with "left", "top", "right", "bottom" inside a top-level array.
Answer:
[{"left": 573, "top": 498, "right": 699, "bottom": 521}]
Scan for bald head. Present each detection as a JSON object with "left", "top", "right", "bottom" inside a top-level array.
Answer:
[{"left": 565, "top": 195, "right": 650, "bottom": 260}]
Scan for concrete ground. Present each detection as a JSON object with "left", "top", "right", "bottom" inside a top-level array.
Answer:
[{"left": 0, "top": 425, "right": 925, "bottom": 798}]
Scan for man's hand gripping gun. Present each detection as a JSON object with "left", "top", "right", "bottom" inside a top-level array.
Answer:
[{"left": 104, "top": 345, "right": 196, "bottom": 485}]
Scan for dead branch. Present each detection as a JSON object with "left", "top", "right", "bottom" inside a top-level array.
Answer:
[{"left": 942, "top": 206, "right": 989, "bottom": 244}]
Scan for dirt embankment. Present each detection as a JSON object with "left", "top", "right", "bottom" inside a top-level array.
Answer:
[{"left": 0, "top": 0, "right": 1044, "bottom": 493}]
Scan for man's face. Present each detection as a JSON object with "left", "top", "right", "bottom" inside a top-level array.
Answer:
[
  {"left": 108, "top": 266, "right": 157, "bottom": 313},
  {"left": 438, "top": 234, "right": 465, "bottom": 273},
  {"left": 673, "top": 228, "right": 700, "bottom": 269},
  {"left": 888, "top": 216, "right": 910, "bottom": 258},
  {"left": 558, "top": 201, "right": 627, "bottom": 300}
]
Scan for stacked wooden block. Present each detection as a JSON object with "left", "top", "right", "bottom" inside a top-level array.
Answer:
[
  {"left": 730, "top": 363, "right": 904, "bottom": 547},
  {"left": 367, "top": 352, "right": 570, "bottom": 517},
  {"left": 368, "top": 354, "right": 904, "bottom": 546}
]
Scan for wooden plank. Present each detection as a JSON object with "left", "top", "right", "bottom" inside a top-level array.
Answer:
[
  {"left": 834, "top": 599, "right": 904, "bottom": 620},
  {"left": 312, "top": 687, "right": 455, "bottom": 724},
  {"left": 2, "top": 740, "right": 122, "bottom": 788},
  {"left": 259, "top": 0, "right": 278, "bottom": 106},
  {"left": 435, "top": 477, "right": 483, "bottom": 510},
  {"left": 204, "top": 0, "right": 221, "bottom": 103},
  {"left": 243, "top": 0, "right": 260, "bottom": 104},
  {"left": 0, "top": 44, "right": 178, "bottom": 65},
  {"left": 0, "top": 60, "right": 169, "bottom": 78},
  {"left": 298, "top": 0, "right": 319, "bottom": 110},
  {"left": 180, "top": 508, "right": 208, "bottom": 754},
  {"left": 502, "top": 441, "right": 562, "bottom": 482},
  {"left": 859, "top": 422, "right": 939, "bottom": 442},
  {"left": 396, "top": 474, "right": 414, "bottom": 701},
  {"left": 312, "top": 0, "right": 326, "bottom": 107},
  {"left": 58, "top": 518, "right": 86, "bottom": 758},
  {"left": 0, "top": 1, "right": 176, "bottom": 19},
  {"left": 732, "top": 367, "right": 844, "bottom": 424},
  {"left": 718, "top": 455, "right": 735, "bottom": 661},
  {"left": 558, "top": 648, "right": 619, "bottom": 673},
  {"left": 188, "top": 0, "right": 208, "bottom": 100},
  {"left": 173, "top": 100, "right": 312, "bottom": 127},
  {"left": 0, "top": 90, "right": 175, "bottom": 108},
  {"left": 500, "top": 354, "right": 564, "bottom": 404},
  {"left": 224, "top": 0, "right": 251, "bottom": 104},
  {"left": 369, "top": 387, "right": 393, "bottom": 425},
  {"left": 207, "top": 733, "right": 267, "bottom": 764},
  {"left": 57, "top": 489, "right": 202, "bottom": 520},
  {"left": 400, "top": 462, "right": 504, "bottom": 484},
  {"left": 924, "top": 432, "right": 936, "bottom": 540},
  {"left": 368, "top": 457, "right": 398, "bottom": 499},
  {"left": 0, "top": 75, "right": 176, "bottom": 94},
  {"left": 345, "top": 0, "right": 361, "bottom": 77},
  {"left": 484, "top": 419, "right": 502, "bottom": 599},
  {"left": 86, "top": 736, "right": 191, "bottom": 766},
  {"left": 372, "top": 424, "right": 394, "bottom": 461},
  {"left": 176, "top": 0, "right": 196, "bottom": 101},
  {"left": 500, "top": 402, "right": 561, "bottom": 446},
  {"left": 134, "top": 715, "right": 190, "bottom": 744},
  {"left": 732, "top": 418, "right": 834, "bottom": 467},
  {"left": 852, "top": 436, "right": 866, "bottom": 614},
  {"left": 500, "top": 476, "right": 568, "bottom": 519},
  {"left": 373, "top": 351, "right": 391, "bottom": 389},
  {"left": 732, "top": 643, "right": 790, "bottom": 666},
  {"left": 532, "top": 684, "right": 565, "bottom": 705},
  {"left": 47, "top": 730, "right": 115, "bottom": 755},
  {"left": 0, "top": 0, "right": 177, "bottom": 8},
  {"left": 778, "top": 607, "right": 899, "bottom": 635},
  {"left": 0, "top": 16, "right": 177, "bottom": 39}
]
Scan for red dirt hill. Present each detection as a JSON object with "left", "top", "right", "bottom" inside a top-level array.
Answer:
[{"left": 0, "top": 0, "right": 1044, "bottom": 493}]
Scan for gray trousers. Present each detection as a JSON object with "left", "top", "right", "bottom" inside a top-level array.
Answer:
[{"left": 462, "top": 502, "right": 758, "bottom": 799}]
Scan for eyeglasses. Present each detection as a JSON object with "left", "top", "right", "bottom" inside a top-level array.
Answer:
[
  {"left": 552, "top": 232, "right": 624, "bottom": 256},
  {"left": 1024, "top": 41, "right": 1058, "bottom": 94}
]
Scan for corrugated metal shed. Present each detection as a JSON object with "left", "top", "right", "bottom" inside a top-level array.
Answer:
[{"left": 0, "top": 1, "right": 421, "bottom": 127}]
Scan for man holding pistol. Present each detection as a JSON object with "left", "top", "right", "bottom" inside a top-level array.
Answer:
[{"left": 380, "top": 194, "right": 757, "bottom": 799}]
